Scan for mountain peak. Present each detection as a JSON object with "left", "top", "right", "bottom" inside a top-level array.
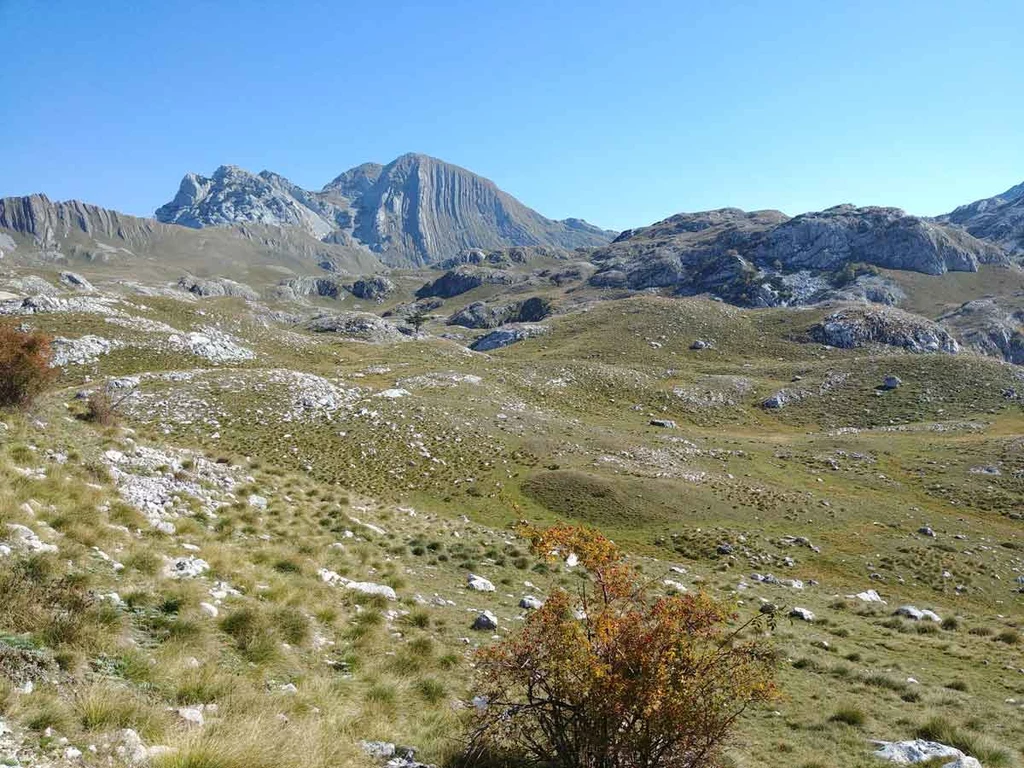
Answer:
[
  {"left": 157, "top": 154, "right": 616, "bottom": 265},
  {"left": 939, "top": 178, "right": 1024, "bottom": 254}
]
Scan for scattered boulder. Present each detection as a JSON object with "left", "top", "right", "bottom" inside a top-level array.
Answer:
[
  {"left": 762, "top": 389, "right": 802, "bottom": 410},
  {"left": 164, "top": 556, "right": 210, "bottom": 579},
  {"left": 59, "top": 270, "right": 94, "bottom": 291},
  {"left": 873, "top": 739, "right": 968, "bottom": 764},
  {"left": 467, "top": 574, "right": 495, "bottom": 592},
  {"left": 690, "top": 339, "right": 713, "bottom": 350},
  {"left": 789, "top": 607, "right": 816, "bottom": 622},
  {"left": 5, "top": 524, "right": 57, "bottom": 554},
  {"left": 882, "top": 375, "right": 902, "bottom": 390},
  {"left": 519, "top": 595, "right": 544, "bottom": 610},
  {"left": 848, "top": 589, "right": 886, "bottom": 604},
  {"left": 895, "top": 605, "right": 942, "bottom": 622},
  {"left": 649, "top": 419, "right": 677, "bottom": 428},
  {"left": 472, "top": 610, "right": 499, "bottom": 631}
]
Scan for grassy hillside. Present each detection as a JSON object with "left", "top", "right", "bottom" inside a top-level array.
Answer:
[{"left": 0, "top": 280, "right": 1021, "bottom": 768}]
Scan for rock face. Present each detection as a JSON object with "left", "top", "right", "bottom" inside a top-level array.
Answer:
[
  {"left": 156, "top": 154, "right": 615, "bottom": 267},
  {"left": 0, "top": 193, "right": 384, "bottom": 276},
  {"left": 448, "top": 296, "right": 552, "bottom": 329},
  {"left": 0, "top": 194, "right": 161, "bottom": 251},
  {"left": 590, "top": 205, "right": 1007, "bottom": 307},
  {"left": 940, "top": 180, "right": 1024, "bottom": 254},
  {"left": 416, "top": 266, "right": 518, "bottom": 299},
  {"left": 939, "top": 298, "right": 1024, "bottom": 365},
  {"left": 177, "top": 275, "right": 259, "bottom": 301},
  {"left": 305, "top": 311, "right": 406, "bottom": 343},
  {"left": 276, "top": 276, "right": 343, "bottom": 300},
  {"left": 757, "top": 205, "right": 1004, "bottom": 275},
  {"left": 810, "top": 305, "right": 960, "bottom": 354},
  {"left": 349, "top": 275, "right": 395, "bottom": 302},
  {"left": 156, "top": 165, "right": 352, "bottom": 239},
  {"left": 470, "top": 324, "right": 549, "bottom": 352}
]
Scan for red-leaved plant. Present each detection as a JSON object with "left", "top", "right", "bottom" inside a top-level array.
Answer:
[{"left": 470, "top": 524, "right": 778, "bottom": 768}]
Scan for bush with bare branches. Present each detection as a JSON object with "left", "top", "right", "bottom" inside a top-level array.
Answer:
[{"left": 0, "top": 324, "right": 56, "bottom": 408}]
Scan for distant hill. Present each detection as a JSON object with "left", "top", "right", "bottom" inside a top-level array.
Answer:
[
  {"left": 939, "top": 180, "right": 1024, "bottom": 254},
  {"left": 156, "top": 153, "right": 617, "bottom": 267}
]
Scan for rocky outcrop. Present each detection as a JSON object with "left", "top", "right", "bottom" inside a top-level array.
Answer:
[
  {"left": 810, "top": 305, "right": 960, "bottom": 354},
  {"left": 940, "top": 180, "right": 1024, "bottom": 254},
  {"left": 416, "top": 266, "right": 518, "bottom": 299},
  {"left": 939, "top": 298, "right": 1024, "bottom": 364},
  {"left": 305, "top": 311, "right": 406, "bottom": 343},
  {"left": 276, "top": 276, "right": 344, "bottom": 300},
  {"left": 469, "top": 323, "right": 549, "bottom": 351},
  {"left": 448, "top": 296, "right": 552, "bottom": 329},
  {"left": 0, "top": 194, "right": 160, "bottom": 250},
  {"left": 177, "top": 275, "right": 259, "bottom": 301},
  {"left": 156, "top": 165, "right": 352, "bottom": 239},
  {"left": 757, "top": 205, "right": 1004, "bottom": 275},
  {"left": 59, "top": 271, "right": 94, "bottom": 291},
  {"left": 435, "top": 245, "right": 571, "bottom": 270},
  {"left": 590, "top": 205, "right": 1007, "bottom": 307},
  {"left": 157, "top": 154, "right": 615, "bottom": 267},
  {"left": 349, "top": 275, "right": 395, "bottom": 302}
]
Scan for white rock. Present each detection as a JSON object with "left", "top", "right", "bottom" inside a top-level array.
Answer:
[
  {"left": 895, "top": 605, "right": 941, "bottom": 622},
  {"left": 789, "top": 607, "right": 816, "bottom": 622},
  {"left": 467, "top": 573, "right": 495, "bottom": 592},
  {"left": 375, "top": 388, "right": 411, "bottom": 399},
  {"left": 164, "top": 556, "right": 210, "bottom": 579},
  {"left": 345, "top": 581, "right": 397, "bottom": 601},
  {"left": 176, "top": 707, "right": 204, "bottom": 727},
  {"left": 5, "top": 523, "right": 58, "bottom": 553},
  {"left": 874, "top": 739, "right": 964, "bottom": 764},
  {"left": 848, "top": 589, "right": 886, "bottom": 604},
  {"left": 942, "top": 758, "right": 982, "bottom": 768},
  {"left": 199, "top": 602, "right": 219, "bottom": 618},
  {"left": 519, "top": 595, "right": 544, "bottom": 610}
]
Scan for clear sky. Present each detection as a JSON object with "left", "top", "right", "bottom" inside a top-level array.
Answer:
[{"left": 1, "top": 0, "right": 1022, "bottom": 231}]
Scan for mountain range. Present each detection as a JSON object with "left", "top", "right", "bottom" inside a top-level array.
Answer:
[
  {"left": 154, "top": 153, "right": 616, "bottom": 267},
  {"left": 1, "top": 154, "right": 1022, "bottom": 366}
]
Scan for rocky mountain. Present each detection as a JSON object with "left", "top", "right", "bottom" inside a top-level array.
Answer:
[
  {"left": 0, "top": 192, "right": 382, "bottom": 279},
  {"left": 939, "top": 180, "right": 1024, "bottom": 254},
  {"left": 156, "top": 165, "right": 353, "bottom": 240},
  {"left": 1, "top": 193, "right": 161, "bottom": 252},
  {"left": 589, "top": 205, "right": 1008, "bottom": 307},
  {"left": 156, "top": 153, "right": 616, "bottom": 267}
]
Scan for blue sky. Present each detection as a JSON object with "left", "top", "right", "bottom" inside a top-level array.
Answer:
[{"left": 1, "top": 0, "right": 1022, "bottom": 231}]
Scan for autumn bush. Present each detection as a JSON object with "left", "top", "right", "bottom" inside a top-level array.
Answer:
[
  {"left": 0, "top": 323, "right": 56, "bottom": 408},
  {"left": 471, "top": 524, "right": 778, "bottom": 768},
  {"left": 83, "top": 390, "right": 120, "bottom": 426}
]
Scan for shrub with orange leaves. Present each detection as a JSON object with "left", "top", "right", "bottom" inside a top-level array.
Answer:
[
  {"left": 470, "top": 524, "right": 778, "bottom": 768},
  {"left": 0, "top": 323, "right": 56, "bottom": 408}
]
